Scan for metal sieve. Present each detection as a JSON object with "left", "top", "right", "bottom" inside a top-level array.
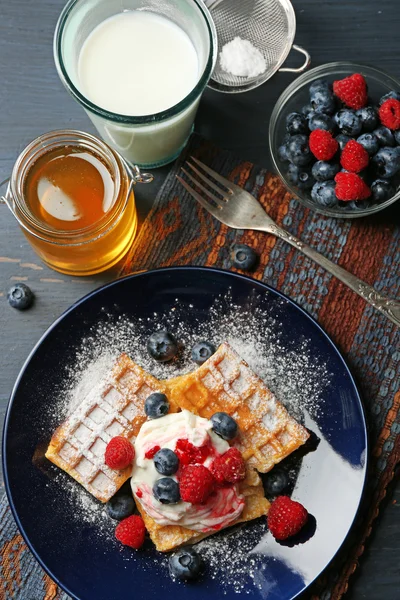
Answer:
[{"left": 205, "top": 0, "right": 311, "bottom": 93}]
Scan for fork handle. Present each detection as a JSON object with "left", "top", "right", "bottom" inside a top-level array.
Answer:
[{"left": 262, "top": 224, "right": 400, "bottom": 328}]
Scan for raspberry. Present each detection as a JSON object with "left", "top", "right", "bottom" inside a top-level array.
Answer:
[
  {"left": 105, "top": 437, "right": 134, "bottom": 470},
  {"left": 210, "top": 448, "right": 246, "bottom": 484},
  {"left": 136, "top": 489, "right": 143, "bottom": 498},
  {"left": 115, "top": 515, "right": 146, "bottom": 549},
  {"left": 267, "top": 496, "right": 308, "bottom": 540},
  {"left": 334, "top": 172, "right": 371, "bottom": 201},
  {"left": 379, "top": 98, "right": 400, "bottom": 130},
  {"left": 309, "top": 129, "right": 338, "bottom": 161},
  {"left": 145, "top": 445, "right": 160, "bottom": 459},
  {"left": 340, "top": 140, "right": 369, "bottom": 173},
  {"left": 333, "top": 73, "right": 368, "bottom": 109},
  {"left": 179, "top": 465, "right": 215, "bottom": 504},
  {"left": 175, "top": 438, "right": 210, "bottom": 465}
]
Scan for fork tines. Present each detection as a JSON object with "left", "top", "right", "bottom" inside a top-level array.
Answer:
[{"left": 177, "top": 157, "right": 232, "bottom": 210}]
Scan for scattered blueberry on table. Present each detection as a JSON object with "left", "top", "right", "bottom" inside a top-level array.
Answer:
[
  {"left": 230, "top": 243, "right": 258, "bottom": 271},
  {"left": 278, "top": 72, "right": 400, "bottom": 210},
  {"left": 7, "top": 283, "right": 34, "bottom": 310},
  {"left": 169, "top": 546, "right": 203, "bottom": 581},
  {"left": 191, "top": 341, "right": 215, "bottom": 365}
]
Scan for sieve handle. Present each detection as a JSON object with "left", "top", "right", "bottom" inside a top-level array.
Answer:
[{"left": 279, "top": 44, "right": 311, "bottom": 74}]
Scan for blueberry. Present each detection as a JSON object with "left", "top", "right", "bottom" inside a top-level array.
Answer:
[
  {"left": 107, "top": 494, "right": 135, "bottom": 520},
  {"left": 334, "top": 109, "right": 362, "bottom": 136},
  {"left": 278, "top": 142, "right": 290, "bottom": 162},
  {"left": 147, "top": 331, "right": 178, "bottom": 362},
  {"left": 308, "top": 112, "right": 336, "bottom": 132},
  {"left": 394, "top": 130, "right": 400, "bottom": 145},
  {"left": 287, "top": 163, "right": 300, "bottom": 185},
  {"left": 379, "top": 91, "right": 400, "bottom": 105},
  {"left": 285, "top": 112, "right": 308, "bottom": 135},
  {"left": 301, "top": 103, "right": 314, "bottom": 118},
  {"left": 145, "top": 392, "right": 170, "bottom": 419},
  {"left": 210, "top": 412, "right": 238, "bottom": 440},
  {"left": 309, "top": 79, "right": 330, "bottom": 97},
  {"left": 192, "top": 341, "right": 215, "bottom": 365},
  {"left": 357, "top": 133, "right": 379, "bottom": 156},
  {"left": 297, "top": 169, "right": 315, "bottom": 190},
  {"left": 310, "top": 87, "right": 336, "bottom": 115},
  {"left": 230, "top": 243, "right": 258, "bottom": 271},
  {"left": 356, "top": 106, "right": 378, "bottom": 132},
  {"left": 287, "top": 134, "right": 312, "bottom": 166},
  {"left": 311, "top": 180, "right": 338, "bottom": 207},
  {"left": 169, "top": 547, "right": 203, "bottom": 581},
  {"left": 371, "top": 147, "right": 400, "bottom": 178},
  {"left": 370, "top": 179, "right": 395, "bottom": 203},
  {"left": 264, "top": 469, "right": 289, "bottom": 496},
  {"left": 7, "top": 283, "right": 34, "bottom": 310},
  {"left": 312, "top": 161, "right": 340, "bottom": 182},
  {"left": 348, "top": 200, "right": 371, "bottom": 210},
  {"left": 287, "top": 164, "right": 314, "bottom": 189},
  {"left": 374, "top": 126, "right": 395, "bottom": 147},
  {"left": 154, "top": 448, "right": 179, "bottom": 476},
  {"left": 153, "top": 478, "right": 180, "bottom": 504},
  {"left": 335, "top": 134, "right": 351, "bottom": 152}
]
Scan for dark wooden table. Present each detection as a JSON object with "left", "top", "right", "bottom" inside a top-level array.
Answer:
[{"left": 0, "top": 0, "right": 399, "bottom": 598}]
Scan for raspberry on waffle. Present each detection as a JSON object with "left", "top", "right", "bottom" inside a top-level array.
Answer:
[
  {"left": 164, "top": 343, "right": 309, "bottom": 473},
  {"left": 45, "top": 354, "right": 176, "bottom": 502}
]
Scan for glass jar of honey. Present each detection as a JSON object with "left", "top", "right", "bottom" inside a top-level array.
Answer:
[{"left": 0, "top": 130, "right": 152, "bottom": 276}]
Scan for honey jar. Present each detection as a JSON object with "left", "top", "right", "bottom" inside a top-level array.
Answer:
[{"left": 0, "top": 130, "right": 152, "bottom": 276}]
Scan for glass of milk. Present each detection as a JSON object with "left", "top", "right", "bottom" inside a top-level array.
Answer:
[{"left": 54, "top": 0, "right": 217, "bottom": 168}]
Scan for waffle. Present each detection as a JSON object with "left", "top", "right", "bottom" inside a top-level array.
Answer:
[
  {"left": 46, "top": 343, "right": 307, "bottom": 552},
  {"left": 164, "top": 342, "right": 309, "bottom": 473},
  {"left": 135, "top": 465, "right": 270, "bottom": 552},
  {"left": 45, "top": 354, "right": 177, "bottom": 502}
]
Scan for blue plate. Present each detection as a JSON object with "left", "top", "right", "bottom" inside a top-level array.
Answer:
[{"left": 3, "top": 267, "right": 367, "bottom": 600}]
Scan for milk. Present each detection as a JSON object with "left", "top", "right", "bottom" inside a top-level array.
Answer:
[
  {"left": 77, "top": 10, "right": 202, "bottom": 167},
  {"left": 78, "top": 11, "right": 199, "bottom": 116}
]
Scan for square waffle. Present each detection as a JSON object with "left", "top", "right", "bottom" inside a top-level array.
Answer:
[
  {"left": 45, "top": 354, "right": 176, "bottom": 502},
  {"left": 164, "top": 342, "right": 309, "bottom": 473},
  {"left": 46, "top": 343, "right": 308, "bottom": 552},
  {"left": 135, "top": 465, "right": 270, "bottom": 552}
]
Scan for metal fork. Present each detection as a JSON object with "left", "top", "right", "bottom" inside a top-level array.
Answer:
[{"left": 177, "top": 157, "right": 400, "bottom": 328}]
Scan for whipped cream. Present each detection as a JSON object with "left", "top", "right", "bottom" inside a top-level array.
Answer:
[{"left": 131, "top": 410, "right": 245, "bottom": 532}]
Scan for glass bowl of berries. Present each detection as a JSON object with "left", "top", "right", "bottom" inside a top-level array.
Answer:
[{"left": 269, "top": 62, "right": 400, "bottom": 218}]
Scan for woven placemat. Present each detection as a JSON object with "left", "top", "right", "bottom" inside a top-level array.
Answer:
[{"left": 1, "top": 133, "right": 399, "bottom": 599}]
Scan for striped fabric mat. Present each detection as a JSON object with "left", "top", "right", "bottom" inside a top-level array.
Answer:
[{"left": 1, "top": 133, "right": 399, "bottom": 599}]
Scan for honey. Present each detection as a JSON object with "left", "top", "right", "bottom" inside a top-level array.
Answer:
[
  {"left": 7, "top": 130, "right": 138, "bottom": 276},
  {"left": 24, "top": 146, "right": 116, "bottom": 232}
]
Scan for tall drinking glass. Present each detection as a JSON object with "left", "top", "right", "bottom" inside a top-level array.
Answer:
[{"left": 54, "top": 0, "right": 217, "bottom": 168}]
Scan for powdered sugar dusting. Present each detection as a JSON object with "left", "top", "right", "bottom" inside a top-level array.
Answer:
[
  {"left": 46, "top": 289, "right": 331, "bottom": 593},
  {"left": 53, "top": 291, "right": 329, "bottom": 425},
  {"left": 50, "top": 471, "right": 113, "bottom": 532},
  {"left": 198, "top": 522, "right": 268, "bottom": 594}
]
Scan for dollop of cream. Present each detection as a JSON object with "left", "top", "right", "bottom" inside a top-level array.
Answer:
[{"left": 131, "top": 410, "right": 245, "bottom": 532}]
